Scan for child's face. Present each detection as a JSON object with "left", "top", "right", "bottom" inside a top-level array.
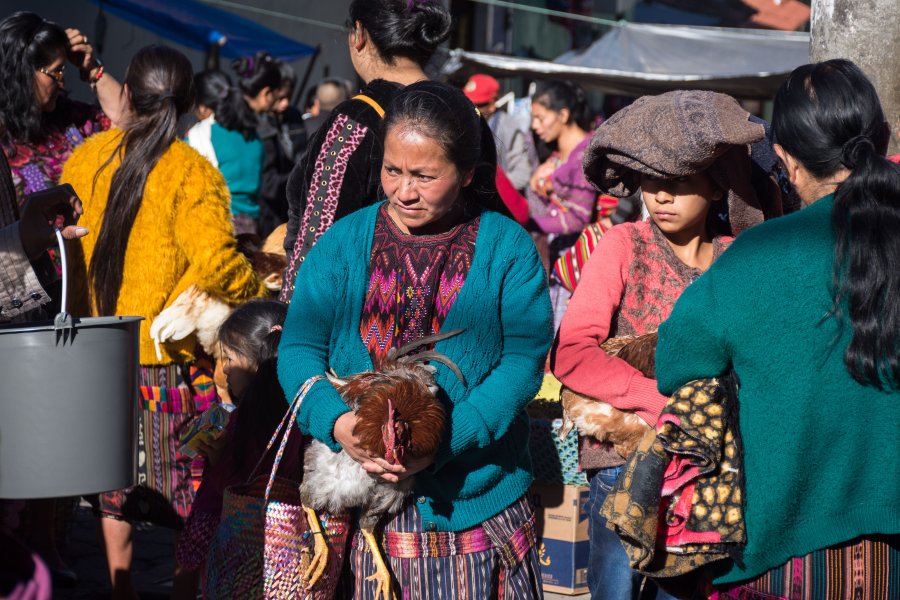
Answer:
[
  {"left": 221, "top": 345, "right": 256, "bottom": 401},
  {"left": 641, "top": 172, "right": 722, "bottom": 237}
]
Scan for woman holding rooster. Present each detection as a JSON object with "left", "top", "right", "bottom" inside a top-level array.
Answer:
[{"left": 278, "top": 80, "right": 553, "bottom": 599}]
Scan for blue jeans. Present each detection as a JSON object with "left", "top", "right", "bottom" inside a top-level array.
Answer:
[{"left": 585, "top": 466, "right": 679, "bottom": 600}]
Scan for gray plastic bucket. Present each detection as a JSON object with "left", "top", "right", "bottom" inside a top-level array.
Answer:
[
  {"left": 0, "top": 315, "right": 141, "bottom": 498},
  {"left": 0, "top": 228, "right": 140, "bottom": 499}
]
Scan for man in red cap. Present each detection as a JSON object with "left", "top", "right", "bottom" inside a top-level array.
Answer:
[{"left": 463, "top": 74, "right": 537, "bottom": 194}]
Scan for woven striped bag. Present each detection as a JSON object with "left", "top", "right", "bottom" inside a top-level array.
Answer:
[
  {"left": 552, "top": 221, "right": 606, "bottom": 293},
  {"left": 205, "top": 377, "right": 349, "bottom": 599}
]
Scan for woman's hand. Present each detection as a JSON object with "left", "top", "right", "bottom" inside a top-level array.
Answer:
[
  {"left": 529, "top": 160, "right": 556, "bottom": 196},
  {"left": 193, "top": 433, "right": 228, "bottom": 467},
  {"left": 65, "top": 28, "right": 99, "bottom": 75},
  {"left": 334, "top": 411, "right": 378, "bottom": 465},
  {"left": 65, "top": 27, "right": 125, "bottom": 127},
  {"left": 18, "top": 184, "right": 87, "bottom": 259},
  {"left": 334, "top": 412, "right": 434, "bottom": 483}
]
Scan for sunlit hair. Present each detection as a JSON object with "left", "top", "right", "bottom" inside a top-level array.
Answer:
[{"left": 89, "top": 45, "right": 195, "bottom": 316}]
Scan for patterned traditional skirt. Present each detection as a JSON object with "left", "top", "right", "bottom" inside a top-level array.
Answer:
[
  {"left": 350, "top": 495, "right": 543, "bottom": 599},
  {"left": 87, "top": 360, "right": 217, "bottom": 529},
  {"left": 717, "top": 535, "right": 900, "bottom": 600}
]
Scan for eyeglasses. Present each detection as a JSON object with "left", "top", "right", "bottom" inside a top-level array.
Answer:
[{"left": 38, "top": 64, "right": 66, "bottom": 83}]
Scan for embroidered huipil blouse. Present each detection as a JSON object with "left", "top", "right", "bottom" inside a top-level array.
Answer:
[{"left": 361, "top": 204, "right": 480, "bottom": 361}]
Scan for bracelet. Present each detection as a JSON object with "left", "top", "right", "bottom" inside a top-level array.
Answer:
[
  {"left": 89, "top": 64, "right": 105, "bottom": 92},
  {"left": 80, "top": 56, "right": 102, "bottom": 82}
]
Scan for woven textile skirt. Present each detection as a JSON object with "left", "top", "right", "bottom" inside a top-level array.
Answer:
[
  {"left": 88, "top": 360, "right": 217, "bottom": 529},
  {"left": 350, "top": 495, "right": 543, "bottom": 599},
  {"left": 717, "top": 535, "right": 900, "bottom": 600}
]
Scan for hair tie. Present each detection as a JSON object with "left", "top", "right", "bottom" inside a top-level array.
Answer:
[
  {"left": 840, "top": 135, "right": 874, "bottom": 169},
  {"left": 159, "top": 91, "right": 176, "bottom": 100},
  {"left": 270, "top": 324, "right": 283, "bottom": 333}
]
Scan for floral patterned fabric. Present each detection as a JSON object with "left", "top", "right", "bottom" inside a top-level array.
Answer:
[{"left": 2, "top": 97, "right": 110, "bottom": 205}]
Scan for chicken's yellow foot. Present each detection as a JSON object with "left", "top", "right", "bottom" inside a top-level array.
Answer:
[
  {"left": 303, "top": 507, "right": 329, "bottom": 588},
  {"left": 361, "top": 527, "right": 396, "bottom": 600}
]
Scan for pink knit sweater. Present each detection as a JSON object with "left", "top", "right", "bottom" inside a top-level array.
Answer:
[{"left": 552, "top": 220, "right": 731, "bottom": 469}]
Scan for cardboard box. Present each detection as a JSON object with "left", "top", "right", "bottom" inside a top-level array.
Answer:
[{"left": 530, "top": 483, "right": 590, "bottom": 595}]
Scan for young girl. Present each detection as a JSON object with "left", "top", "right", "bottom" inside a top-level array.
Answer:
[
  {"left": 552, "top": 90, "right": 768, "bottom": 600},
  {"left": 173, "top": 299, "right": 302, "bottom": 598}
]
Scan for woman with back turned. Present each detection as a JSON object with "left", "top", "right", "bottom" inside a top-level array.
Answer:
[{"left": 656, "top": 59, "right": 900, "bottom": 599}]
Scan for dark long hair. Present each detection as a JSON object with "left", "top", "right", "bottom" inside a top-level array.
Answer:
[
  {"left": 0, "top": 12, "right": 69, "bottom": 144},
  {"left": 217, "top": 299, "right": 288, "bottom": 474},
  {"left": 89, "top": 45, "right": 194, "bottom": 316},
  {"left": 773, "top": 59, "right": 900, "bottom": 389},
  {"left": 382, "top": 80, "right": 510, "bottom": 218},
  {"left": 194, "top": 69, "right": 252, "bottom": 139},
  {"left": 348, "top": 0, "right": 450, "bottom": 67},
  {"left": 533, "top": 79, "right": 594, "bottom": 132},
  {"left": 195, "top": 53, "right": 281, "bottom": 140}
]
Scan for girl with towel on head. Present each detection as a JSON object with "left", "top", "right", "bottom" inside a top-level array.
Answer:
[{"left": 551, "top": 90, "right": 780, "bottom": 600}]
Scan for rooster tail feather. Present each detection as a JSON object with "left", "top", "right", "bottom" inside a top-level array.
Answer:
[
  {"left": 406, "top": 351, "right": 466, "bottom": 385},
  {"left": 391, "top": 328, "right": 466, "bottom": 360}
]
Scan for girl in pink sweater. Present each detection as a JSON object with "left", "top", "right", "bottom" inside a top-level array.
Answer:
[{"left": 552, "top": 90, "right": 773, "bottom": 600}]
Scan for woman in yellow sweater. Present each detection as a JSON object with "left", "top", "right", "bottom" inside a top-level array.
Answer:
[{"left": 61, "top": 45, "right": 264, "bottom": 598}]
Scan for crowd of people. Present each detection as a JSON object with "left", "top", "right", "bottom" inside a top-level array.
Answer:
[{"left": 0, "top": 1, "right": 898, "bottom": 599}]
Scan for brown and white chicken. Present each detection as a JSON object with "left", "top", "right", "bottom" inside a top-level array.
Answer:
[
  {"left": 301, "top": 330, "right": 464, "bottom": 600},
  {"left": 149, "top": 224, "right": 289, "bottom": 395},
  {"left": 560, "top": 331, "right": 658, "bottom": 459}
]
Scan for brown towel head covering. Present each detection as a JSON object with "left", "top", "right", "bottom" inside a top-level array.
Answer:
[{"left": 583, "top": 90, "right": 767, "bottom": 235}]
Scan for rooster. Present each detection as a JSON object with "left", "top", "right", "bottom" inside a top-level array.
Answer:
[
  {"left": 301, "top": 330, "right": 465, "bottom": 600},
  {"left": 560, "top": 331, "right": 657, "bottom": 459}
]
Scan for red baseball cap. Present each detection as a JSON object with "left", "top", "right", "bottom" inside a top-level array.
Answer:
[{"left": 463, "top": 74, "right": 500, "bottom": 105}]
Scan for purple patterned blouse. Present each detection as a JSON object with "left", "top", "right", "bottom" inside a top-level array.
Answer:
[{"left": 2, "top": 97, "right": 110, "bottom": 205}]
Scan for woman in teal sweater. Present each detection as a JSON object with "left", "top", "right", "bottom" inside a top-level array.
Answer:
[
  {"left": 278, "top": 81, "right": 552, "bottom": 598},
  {"left": 656, "top": 60, "right": 900, "bottom": 598}
]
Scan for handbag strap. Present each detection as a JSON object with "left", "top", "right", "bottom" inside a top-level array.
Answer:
[
  {"left": 351, "top": 93, "right": 385, "bottom": 118},
  {"left": 246, "top": 375, "right": 325, "bottom": 502}
]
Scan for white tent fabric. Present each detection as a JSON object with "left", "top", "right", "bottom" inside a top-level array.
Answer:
[{"left": 442, "top": 23, "right": 810, "bottom": 99}]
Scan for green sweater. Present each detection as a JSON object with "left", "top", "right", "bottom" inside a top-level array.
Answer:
[
  {"left": 656, "top": 194, "right": 900, "bottom": 585},
  {"left": 210, "top": 122, "right": 263, "bottom": 218},
  {"left": 277, "top": 203, "right": 553, "bottom": 531}
]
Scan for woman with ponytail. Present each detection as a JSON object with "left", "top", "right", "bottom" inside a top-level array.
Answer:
[
  {"left": 279, "top": 80, "right": 549, "bottom": 598},
  {"left": 186, "top": 53, "right": 283, "bottom": 236},
  {"left": 61, "top": 45, "right": 265, "bottom": 598},
  {"left": 656, "top": 59, "right": 900, "bottom": 598}
]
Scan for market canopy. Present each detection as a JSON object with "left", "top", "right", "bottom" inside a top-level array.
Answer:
[
  {"left": 443, "top": 23, "right": 810, "bottom": 99},
  {"left": 88, "top": 0, "right": 317, "bottom": 61}
]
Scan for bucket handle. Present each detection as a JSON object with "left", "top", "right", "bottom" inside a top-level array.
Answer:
[{"left": 53, "top": 227, "right": 74, "bottom": 338}]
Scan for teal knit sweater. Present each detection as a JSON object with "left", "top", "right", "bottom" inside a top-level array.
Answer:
[
  {"left": 278, "top": 202, "right": 553, "bottom": 532},
  {"left": 210, "top": 122, "right": 263, "bottom": 218},
  {"left": 657, "top": 195, "right": 900, "bottom": 584}
]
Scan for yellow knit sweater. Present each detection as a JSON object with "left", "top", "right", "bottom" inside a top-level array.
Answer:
[{"left": 61, "top": 129, "right": 265, "bottom": 365}]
